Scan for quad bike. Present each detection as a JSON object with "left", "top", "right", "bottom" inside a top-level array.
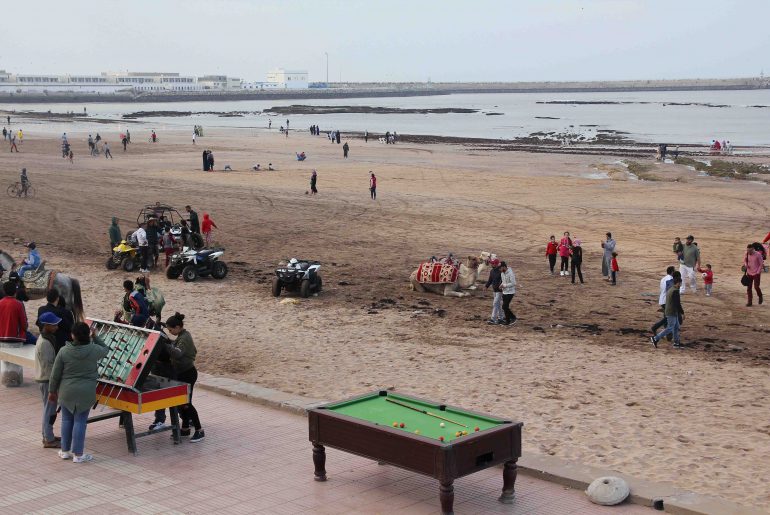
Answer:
[
  {"left": 137, "top": 204, "right": 204, "bottom": 250},
  {"left": 272, "top": 258, "right": 322, "bottom": 298},
  {"left": 166, "top": 247, "right": 228, "bottom": 282},
  {"left": 106, "top": 240, "right": 155, "bottom": 272}
]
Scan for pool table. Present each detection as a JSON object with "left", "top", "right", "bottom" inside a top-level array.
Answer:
[{"left": 308, "top": 390, "right": 523, "bottom": 514}]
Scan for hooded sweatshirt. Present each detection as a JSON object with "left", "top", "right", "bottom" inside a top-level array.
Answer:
[
  {"left": 201, "top": 213, "right": 217, "bottom": 233},
  {"left": 108, "top": 217, "right": 122, "bottom": 246}
]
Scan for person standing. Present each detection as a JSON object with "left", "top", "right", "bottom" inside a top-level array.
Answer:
[
  {"left": 499, "top": 261, "right": 517, "bottom": 325},
  {"left": 570, "top": 239, "right": 584, "bottom": 284},
  {"left": 369, "top": 172, "right": 377, "bottom": 200},
  {"left": 207, "top": 151, "right": 214, "bottom": 171},
  {"left": 146, "top": 218, "right": 160, "bottom": 267},
  {"left": 610, "top": 252, "right": 620, "bottom": 285},
  {"left": 126, "top": 129, "right": 131, "bottom": 143},
  {"left": 185, "top": 205, "right": 200, "bottom": 235},
  {"left": 601, "top": 232, "right": 616, "bottom": 281},
  {"left": 201, "top": 213, "right": 218, "bottom": 247},
  {"left": 336, "top": 131, "right": 341, "bottom": 144},
  {"left": 484, "top": 258, "right": 503, "bottom": 324},
  {"left": 2, "top": 127, "right": 6, "bottom": 140},
  {"left": 108, "top": 217, "right": 122, "bottom": 250},
  {"left": 202, "top": 150, "right": 209, "bottom": 171},
  {"left": 164, "top": 313, "right": 205, "bottom": 442},
  {"left": 651, "top": 266, "right": 676, "bottom": 338},
  {"left": 743, "top": 244, "right": 764, "bottom": 307},
  {"left": 679, "top": 235, "right": 700, "bottom": 294},
  {"left": 122, "top": 135, "right": 128, "bottom": 151},
  {"left": 9, "top": 131, "right": 18, "bottom": 152},
  {"left": 558, "top": 232, "right": 572, "bottom": 276},
  {"left": 48, "top": 322, "right": 109, "bottom": 462},
  {"left": 192, "top": 131, "right": 196, "bottom": 145},
  {"left": 103, "top": 142, "right": 112, "bottom": 159},
  {"left": 135, "top": 223, "right": 150, "bottom": 273},
  {"left": 364, "top": 130, "right": 368, "bottom": 143},
  {"left": 343, "top": 141, "right": 349, "bottom": 158},
  {"left": 161, "top": 227, "right": 177, "bottom": 267},
  {"left": 310, "top": 170, "right": 318, "bottom": 195},
  {"left": 151, "top": 130, "right": 157, "bottom": 143},
  {"left": 36, "top": 289, "right": 74, "bottom": 354},
  {"left": 545, "top": 235, "right": 558, "bottom": 275},
  {"left": 35, "top": 312, "right": 62, "bottom": 448},
  {"left": 650, "top": 272, "right": 684, "bottom": 348},
  {"left": 698, "top": 264, "right": 714, "bottom": 296}
]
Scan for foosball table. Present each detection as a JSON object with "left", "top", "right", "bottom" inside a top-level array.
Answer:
[{"left": 86, "top": 318, "right": 190, "bottom": 455}]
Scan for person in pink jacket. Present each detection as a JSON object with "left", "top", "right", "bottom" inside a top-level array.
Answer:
[
  {"left": 743, "top": 244, "right": 764, "bottom": 307},
  {"left": 558, "top": 231, "right": 572, "bottom": 276}
]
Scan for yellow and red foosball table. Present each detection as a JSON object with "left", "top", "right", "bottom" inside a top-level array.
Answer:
[{"left": 86, "top": 318, "right": 190, "bottom": 455}]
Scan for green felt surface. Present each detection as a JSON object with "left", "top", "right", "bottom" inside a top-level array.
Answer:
[{"left": 326, "top": 392, "right": 505, "bottom": 443}]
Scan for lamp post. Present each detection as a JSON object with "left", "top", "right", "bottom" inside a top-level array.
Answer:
[{"left": 325, "top": 52, "right": 329, "bottom": 85}]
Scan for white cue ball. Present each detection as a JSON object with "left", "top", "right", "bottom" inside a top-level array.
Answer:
[{"left": 439, "top": 422, "right": 445, "bottom": 428}]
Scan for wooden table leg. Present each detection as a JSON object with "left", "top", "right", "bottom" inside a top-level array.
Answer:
[
  {"left": 122, "top": 412, "right": 138, "bottom": 456},
  {"left": 439, "top": 480, "right": 454, "bottom": 515},
  {"left": 170, "top": 407, "right": 181, "bottom": 444},
  {"left": 313, "top": 443, "right": 327, "bottom": 481},
  {"left": 498, "top": 458, "right": 518, "bottom": 503}
]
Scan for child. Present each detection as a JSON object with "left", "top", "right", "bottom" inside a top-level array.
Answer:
[
  {"left": 161, "top": 228, "right": 176, "bottom": 268},
  {"left": 610, "top": 251, "right": 619, "bottom": 285},
  {"left": 68, "top": 150, "right": 74, "bottom": 163},
  {"left": 698, "top": 264, "right": 714, "bottom": 296},
  {"left": 545, "top": 235, "right": 558, "bottom": 275},
  {"left": 673, "top": 237, "right": 684, "bottom": 263}
]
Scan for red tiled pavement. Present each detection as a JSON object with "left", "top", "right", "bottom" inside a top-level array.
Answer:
[{"left": 0, "top": 369, "right": 654, "bottom": 514}]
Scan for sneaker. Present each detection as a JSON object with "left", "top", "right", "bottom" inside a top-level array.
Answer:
[
  {"left": 508, "top": 318, "right": 518, "bottom": 326},
  {"left": 759, "top": 296, "right": 764, "bottom": 305},
  {"left": 148, "top": 421, "right": 167, "bottom": 432},
  {"left": 180, "top": 427, "right": 191, "bottom": 437},
  {"left": 487, "top": 319, "right": 498, "bottom": 325},
  {"left": 58, "top": 450, "right": 72, "bottom": 460},
  {"left": 499, "top": 320, "right": 510, "bottom": 326},
  {"left": 43, "top": 439, "right": 61, "bottom": 449},
  {"left": 73, "top": 454, "right": 93, "bottom": 463},
  {"left": 672, "top": 343, "right": 684, "bottom": 349},
  {"left": 649, "top": 336, "right": 658, "bottom": 348},
  {"left": 189, "top": 430, "right": 205, "bottom": 443}
]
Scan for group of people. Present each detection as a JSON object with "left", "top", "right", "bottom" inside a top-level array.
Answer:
[
  {"left": 5, "top": 126, "right": 21, "bottom": 152},
  {"left": 544, "top": 232, "right": 618, "bottom": 284},
  {"left": 710, "top": 139, "right": 734, "bottom": 155}
]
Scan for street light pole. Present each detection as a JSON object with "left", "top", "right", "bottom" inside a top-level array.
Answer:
[{"left": 325, "top": 52, "right": 329, "bottom": 84}]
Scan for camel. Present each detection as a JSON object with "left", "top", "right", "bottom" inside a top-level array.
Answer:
[
  {"left": 409, "top": 259, "right": 478, "bottom": 298},
  {"left": 475, "top": 251, "right": 498, "bottom": 283},
  {"left": 0, "top": 250, "right": 84, "bottom": 322}
]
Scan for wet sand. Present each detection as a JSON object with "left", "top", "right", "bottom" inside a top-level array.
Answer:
[{"left": 1, "top": 127, "right": 768, "bottom": 508}]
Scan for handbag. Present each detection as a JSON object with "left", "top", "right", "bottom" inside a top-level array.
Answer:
[{"left": 740, "top": 273, "right": 751, "bottom": 287}]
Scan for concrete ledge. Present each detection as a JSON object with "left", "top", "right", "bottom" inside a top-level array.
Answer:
[{"left": 196, "top": 375, "right": 767, "bottom": 515}]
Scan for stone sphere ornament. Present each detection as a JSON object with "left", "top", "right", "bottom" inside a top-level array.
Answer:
[{"left": 586, "top": 476, "right": 630, "bottom": 506}]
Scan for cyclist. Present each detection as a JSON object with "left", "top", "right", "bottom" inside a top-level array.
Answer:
[{"left": 19, "top": 168, "right": 30, "bottom": 197}]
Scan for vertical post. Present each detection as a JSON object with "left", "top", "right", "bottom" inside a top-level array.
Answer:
[
  {"left": 499, "top": 458, "right": 518, "bottom": 503},
  {"left": 325, "top": 52, "right": 329, "bottom": 84},
  {"left": 439, "top": 481, "right": 454, "bottom": 514},
  {"left": 122, "top": 412, "right": 137, "bottom": 455},
  {"left": 313, "top": 443, "right": 327, "bottom": 481}
]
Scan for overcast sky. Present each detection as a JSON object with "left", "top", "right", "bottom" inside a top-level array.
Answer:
[{"left": 2, "top": 0, "right": 768, "bottom": 83}]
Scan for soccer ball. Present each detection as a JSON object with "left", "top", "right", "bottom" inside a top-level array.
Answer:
[{"left": 702, "top": 273, "right": 707, "bottom": 278}]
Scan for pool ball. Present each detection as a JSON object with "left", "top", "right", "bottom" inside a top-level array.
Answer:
[
  {"left": 393, "top": 422, "right": 398, "bottom": 427},
  {"left": 439, "top": 422, "right": 445, "bottom": 428},
  {"left": 474, "top": 427, "right": 480, "bottom": 432},
  {"left": 439, "top": 436, "right": 445, "bottom": 442},
  {"left": 399, "top": 423, "right": 405, "bottom": 428},
  {"left": 462, "top": 430, "right": 468, "bottom": 436},
  {"left": 455, "top": 431, "right": 462, "bottom": 437}
]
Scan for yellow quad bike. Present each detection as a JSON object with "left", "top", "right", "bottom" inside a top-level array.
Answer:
[{"left": 106, "top": 240, "right": 154, "bottom": 272}]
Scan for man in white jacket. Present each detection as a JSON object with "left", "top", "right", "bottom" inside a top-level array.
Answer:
[{"left": 500, "top": 261, "right": 517, "bottom": 326}]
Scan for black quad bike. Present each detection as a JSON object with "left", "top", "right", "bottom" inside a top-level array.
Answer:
[
  {"left": 166, "top": 248, "right": 228, "bottom": 282},
  {"left": 271, "top": 259, "right": 322, "bottom": 298}
]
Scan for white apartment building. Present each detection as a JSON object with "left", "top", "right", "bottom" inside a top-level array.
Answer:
[
  {"left": 197, "top": 75, "right": 242, "bottom": 91},
  {"left": 265, "top": 69, "right": 309, "bottom": 89},
  {"left": 0, "top": 71, "right": 204, "bottom": 94}
]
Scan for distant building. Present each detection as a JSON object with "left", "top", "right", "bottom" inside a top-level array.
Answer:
[
  {"left": 197, "top": 75, "right": 242, "bottom": 91},
  {"left": 266, "top": 69, "right": 309, "bottom": 89}
]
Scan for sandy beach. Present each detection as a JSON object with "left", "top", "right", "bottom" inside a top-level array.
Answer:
[{"left": 1, "top": 126, "right": 768, "bottom": 508}]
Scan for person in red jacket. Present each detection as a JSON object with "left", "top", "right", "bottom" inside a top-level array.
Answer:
[
  {"left": 558, "top": 231, "right": 573, "bottom": 276},
  {"left": 0, "top": 282, "right": 35, "bottom": 344},
  {"left": 201, "top": 213, "right": 218, "bottom": 247},
  {"left": 763, "top": 232, "right": 770, "bottom": 244},
  {"left": 697, "top": 264, "right": 714, "bottom": 296},
  {"left": 610, "top": 251, "right": 620, "bottom": 285},
  {"left": 545, "top": 235, "right": 558, "bottom": 275}
]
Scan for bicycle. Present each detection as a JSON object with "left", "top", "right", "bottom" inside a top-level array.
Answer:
[{"left": 7, "top": 182, "right": 35, "bottom": 198}]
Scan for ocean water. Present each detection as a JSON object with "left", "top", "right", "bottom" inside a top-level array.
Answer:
[{"left": 6, "top": 89, "right": 770, "bottom": 146}]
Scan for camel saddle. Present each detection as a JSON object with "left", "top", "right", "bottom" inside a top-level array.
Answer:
[
  {"left": 416, "top": 262, "right": 459, "bottom": 284},
  {"left": 21, "top": 265, "right": 57, "bottom": 297}
]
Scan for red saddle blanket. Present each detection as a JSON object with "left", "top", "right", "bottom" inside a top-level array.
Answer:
[{"left": 416, "top": 262, "right": 459, "bottom": 284}]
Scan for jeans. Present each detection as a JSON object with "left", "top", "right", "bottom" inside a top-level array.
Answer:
[
  {"left": 491, "top": 292, "right": 503, "bottom": 321},
  {"left": 502, "top": 294, "right": 516, "bottom": 322},
  {"left": 611, "top": 271, "right": 617, "bottom": 284},
  {"left": 39, "top": 382, "right": 57, "bottom": 441},
  {"left": 571, "top": 260, "right": 583, "bottom": 283},
  {"left": 705, "top": 284, "right": 713, "bottom": 296},
  {"left": 654, "top": 315, "right": 680, "bottom": 344},
  {"left": 679, "top": 264, "right": 696, "bottom": 293},
  {"left": 746, "top": 274, "right": 762, "bottom": 304},
  {"left": 61, "top": 406, "right": 89, "bottom": 455},
  {"left": 651, "top": 305, "right": 668, "bottom": 333},
  {"left": 17, "top": 264, "right": 34, "bottom": 277}
]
